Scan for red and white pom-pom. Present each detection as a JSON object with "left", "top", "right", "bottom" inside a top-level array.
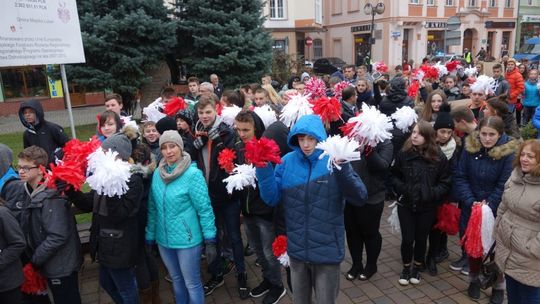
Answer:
[
  {"left": 420, "top": 65, "right": 439, "bottom": 81},
  {"left": 373, "top": 61, "right": 388, "bottom": 73},
  {"left": 245, "top": 137, "right": 282, "bottom": 168},
  {"left": 272, "top": 235, "right": 289, "bottom": 267},
  {"left": 333, "top": 81, "right": 352, "bottom": 100},
  {"left": 434, "top": 203, "right": 461, "bottom": 235},
  {"left": 280, "top": 94, "right": 313, "bottom": 128},
  {"left": 86, "top": 149, "right": 131, "bottom": 197},
  {"left": 162, "top": 97, "right": 187, "bottom": 117},
  {"left": 408, "top": 80, "right": 420, "bottom": 98},
  {"left": 391, "top": 106, "right": 418, "bottom": 133},
  {"left": 21, "top": 264, "right": 47, "bottom": 295},
  {"left": 462, "top": 204, "right": 484, "bottom": 258},
  {"left": 305, "top": 77, "right": 327, "bottom": 99},
  {"left": 218, "top": 148, "right": 236, "bottom": 174},
  {"left": 445, "top": 60, "right": 462, "bottom": 73},
  {"left": 220, "top": 105, "right": 242, "bottom": 127},
  {"left": 223, "top": 164, "right": 257, "bottom": 194},
  {"left": 253, "top": 104, "right": 277, "bottom": 128},
  {"left": 62, "top": 136, "right": 102, "bottom": 171},
  {"left": 412, "top": 69, "right": 425, "bottom": 82},
  {"left": 316, "top": 135, "right": 361, "bottom": 171},
  {"left": 481, "top": 204, "right": 495, "bottom": 256},
  {"left": 40, "top": 161, "right": 86, "bottom": 192},
  {"left": 434, "top": 62, "right": 449, "bottom": 79},
  {"left": 387, "top": 201, "right": 401, "bottom": 234},
  {"left": 311, "top": 96, "right": 342, "bottom": 125},
  {"left": 470, "top": 75, "right": 496, "bottom": 95},
  {"left": 342, "top": 103, "right": 393, "bottom": 149},
  {"left": 464, "top": 67, "right": 477, "bottom": 77}
]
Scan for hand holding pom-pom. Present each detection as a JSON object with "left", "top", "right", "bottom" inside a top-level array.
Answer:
[
  {"left": 311, "top": 96, "right": 342, "bottom": 126},
  {"left": 223, "top": 164, "right": 257, "bottom": 194},
  {"left": 218, "top": 148, "right": 236, "bottom": 173},
  {"left": 316, "top": 135, "right": 362, "bottom": 171},
  {"left": 272, "top": 235, "right": 289, "bottom": 267},
  {"left": 40, "top": 160, "right": 86, "bottom": 192},
  {"left": 21, "top": 264, "right": 47, "bottom": 295},
  {"left": 245, "top": 137, "right": 282, "bottom": 168}
]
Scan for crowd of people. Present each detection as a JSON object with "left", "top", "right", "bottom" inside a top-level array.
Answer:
[{"left": 0, "top": 54, "right": 539, "bottom": 304}]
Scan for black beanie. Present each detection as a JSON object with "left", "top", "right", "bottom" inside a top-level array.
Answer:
[
  {"left": 155, "top": 116, "right": 177, "bottom": 135},
  {"left": 434, "top": 104, "right": 454, "bottom": 130}
]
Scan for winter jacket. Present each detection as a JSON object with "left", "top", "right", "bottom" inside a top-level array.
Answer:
[
  {"left": 533, "top": 106, "right": 540, "bottom": 139},
  {"left": 329, "top": 100, "right": 356, "bottom": 136},
  {"left": 453, "top": 132, "right": 518, "bottom": 218},
  {"left": 356, "top": 90, "right": 375, "bottom": 107},
  {"left": 351, "top": 139, "right": 393, "bottom": 205},
  {"left": 142, "top": 139, "right": 161, "bottom": 164},
  {"left": 502, "top": 113, "right": 521, "bottom": 139},
  {"left": 146, "top": 163, "right": 216, "bottom": 249},
  {"left": 195, "top": 118, "right": 237, "bottom": 205},
  {"left": 256, "top": 114, "right": 368, "bottom": 264},
  {"left": 495, "top": 168, "right": 540, "bottom": 287},
  {"left": 18, "top": 100, "right": 69, "bottom": 165},
  {"left": 444, "top": 87, "right": 461, "bottom": 102},
  {"left": 67, "top": 173, "right": 144, "bottom": 269},
  {"left": 391, "top": 148, "right": 452, "bottom": 212},
  {"left": 493, "top": 76, "right": 510, "bottom": 97},
  {"left": 132, "top": 162, "right": 155, "bottom": 248},
  {"left": 523, "top": 80, "right": 540, "bottom": 108},
  {"left": 18, "top": 183, "right": 82, "bottom": 279},
  {"left": 505, "top": 68, "right": 525, "bottom": 104},
  {"left": 0, "top": 205, "right": 25, "bottom": 292},
  {"left": 379, "top": 80, "right": 414, "bottom": 156}
]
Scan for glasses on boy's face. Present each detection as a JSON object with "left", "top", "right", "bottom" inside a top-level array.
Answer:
[{"left": 16, "top": 166, "right": 39, "bottom": 173}]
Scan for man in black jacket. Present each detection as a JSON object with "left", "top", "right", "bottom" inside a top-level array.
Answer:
[{"left": 18, "top": 100, "right": 69, "bottom": 165}]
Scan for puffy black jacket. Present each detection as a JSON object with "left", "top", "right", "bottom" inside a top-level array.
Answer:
[
  {"left": 67, "top": 173, "right": 144, "bottom": 269},
  {"left": 19, "top": 100, "right": 69, "bottom": 165},
  {"left": 16, "top": 183, "right": 82, "bottom": 279},
  {"left": 391, "top": 148, "right": 452, "bottom": 212},
  {"left": 0, "top": 205, "right": 25, "bottom": 292}
]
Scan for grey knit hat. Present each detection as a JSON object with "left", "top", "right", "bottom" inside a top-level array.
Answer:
[
  {"left": 102, "top": 133, "right": 132, "bottom": 161},
  {"left": 159, "top": 130, "right": 184, "bottom": 150}
]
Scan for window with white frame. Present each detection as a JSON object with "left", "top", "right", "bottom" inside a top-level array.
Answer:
[
  {"left": 427, "top": 0, "right": 435, "bottom": 5},
  {"left": 313, "top": 39, "right": 323, "bottom": 59},
  {"left": 489, "top": 0, "right": 497, "bottom": 7},
  {"left": 315, "top": 0, "right": 322, "bottom": 24},
  {"left": 445, "top": 0, "right": 454, "bottom": 5},
  {"left": 410, "top": 0, "right": 420, "bottom": 4},
  {"left": 269, "top": 0, "right": 285, "bottom": 19},
  {"left": 468, "top": 0, "right": 477, "bottom": 7},
  {"left": 527, "top": 0, "right": 532, "bottom": 5},
  {"left": 505, "top": 0, "right": 512, "bottom": 7}
]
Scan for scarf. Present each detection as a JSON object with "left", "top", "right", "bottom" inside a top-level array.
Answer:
[
  {"left": 440, "top": 137, "right": 457, "bottom": 160},
  {"left": 159, "top": 152, "right": 191, "bottom": 184}
]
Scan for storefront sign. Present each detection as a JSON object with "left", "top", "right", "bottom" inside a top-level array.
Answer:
[
  {"left": 522, "top": 15, "right": 540, "bottom": 23},
  {"left": 48, "top": 78, "right": 63, "bottom": 98},
  {"left": 484, "top": 21, "right": 516, "bottom": 29},
  {"left": 425, "top": 22, "right": 447, "bottom": 29},
  {"left": 0, "top": 0, "right": 85, "bottom": 67},
  {"left": 351, "top": 25, "right": 372, "bottom": 32}
]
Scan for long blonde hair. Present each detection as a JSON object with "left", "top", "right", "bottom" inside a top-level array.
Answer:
[{"left": 262, "top": 84, "right": 283, "bottom": 106}]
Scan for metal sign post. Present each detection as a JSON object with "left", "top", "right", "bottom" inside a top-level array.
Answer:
[{"left": 60, "top": 64, "right": 77, "bottom": 139}]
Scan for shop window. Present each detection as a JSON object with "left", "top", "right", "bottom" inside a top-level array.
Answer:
[
  {"left": 489, "top": 0, "right": 497, "bottom": 7},
  {"left": 269, "top": 0, "right": 286, "bottom": 19},
  {"left": 313, "top": 39, "right": 323, "bottom": 59},
  {"left": 445, "top": 0, "right": 454, "bottom": 5},
  {"left": 1, "top": 66, "right": 49, "bottom": 100}
]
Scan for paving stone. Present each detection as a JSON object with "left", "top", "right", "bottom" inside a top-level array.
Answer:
[{"left": 371, "top": 295, "right": 396, "bottom": 304}]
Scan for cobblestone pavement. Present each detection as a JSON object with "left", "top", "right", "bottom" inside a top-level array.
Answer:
[
  {"left": 78, "top": 206, "right": 498, "bottom": 304},
  {"left": 0, "top": 105, "right": 103, "bottom": 134}
]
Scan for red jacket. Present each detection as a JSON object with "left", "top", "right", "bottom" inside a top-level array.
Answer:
[{"left": 505, "top": 68, "right": 525, "bottom": 104}]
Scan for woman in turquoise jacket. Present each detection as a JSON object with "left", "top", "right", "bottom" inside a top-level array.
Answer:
[{"left": 146, "top": 131, "right": 216, "bottom": 304}]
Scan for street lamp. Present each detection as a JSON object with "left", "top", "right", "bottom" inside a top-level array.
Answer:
[{"left": 364, "top": 1, "right": 385, "bottom": 70}]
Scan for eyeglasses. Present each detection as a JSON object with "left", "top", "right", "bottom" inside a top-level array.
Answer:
[{"left": 16, "top": 166, "right": 39, "bottom": 173}]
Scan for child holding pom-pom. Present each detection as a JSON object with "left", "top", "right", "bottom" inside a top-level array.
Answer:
[{"left": 256, "top": 114, "right": 367, "bottom": 304}]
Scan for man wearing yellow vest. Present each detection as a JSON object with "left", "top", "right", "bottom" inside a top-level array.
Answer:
[{"left": 463, "top": 48, "right": 472, "bottom": 67}]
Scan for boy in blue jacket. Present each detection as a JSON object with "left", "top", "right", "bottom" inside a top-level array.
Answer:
[{"left": 256, "top": 114, "right": 367, "bottom": 304}]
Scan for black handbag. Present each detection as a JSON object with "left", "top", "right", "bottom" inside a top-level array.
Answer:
[{"left": 478, "top": 242, "right": 500, "bottom": 290}]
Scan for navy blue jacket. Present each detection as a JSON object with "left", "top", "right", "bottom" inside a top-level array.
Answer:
[{"left": 256, "top": 115, "right": 367, "bottom": 264}]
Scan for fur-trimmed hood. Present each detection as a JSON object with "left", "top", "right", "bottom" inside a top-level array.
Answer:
[
  {"left": 464, "top": 131, "right": 520, "bottom": 160},
  {"left": 130, "top": 160, "right": 156, "bottom": 178}
]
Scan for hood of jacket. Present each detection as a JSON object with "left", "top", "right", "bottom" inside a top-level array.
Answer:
[
  {"left": 249, "top": 111, "right": 266, "bottom": 139},
  {"left": 0, "top": 144, "right": 13, "bottom": 177},
  {"left": 387, "top": 77, "right": 408, "bottom": 103},
  {"left": 287, "top": 114, "right": 327, "bottom": 159},
  {"left": 131, "top": 160, "right": 156, "bottom": 178},
  {"left": 18, "top": 100, "right": 45, "bottom": 129},
  {"left": 464, "top": 131, "right": 520, "bottom": 160}
]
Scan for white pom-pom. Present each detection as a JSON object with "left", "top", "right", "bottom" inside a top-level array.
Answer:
[
  {"left": 470, "top": 75, "right": 496, "bottom": 95},
  {"left": 481, "top": 204, "right": 495, "bottom": 256},
  {"left": 414, "top": 70, "right": 425, "bottom": 82},
  {"left": 86, "top": 149, "right": 131, "bottom": 197},
  {"left": 223, "top": 164, "right": 257, "bottom": 194},
  {"left": 121, "top": 116, "right": 139, "bottom": 132},
  {"left": 142, "top": 97, "right": 166, "bottom": 123},
  {"left": 347, "top": 103, "right": 393, "bottom": 148},
  {"left": 464, "top": 67, "right": 477, "bottom": 77},
  {"left": 253, "top": 105, "right": 278, "bottom": 128},
  {"left": 280, "top": 94, "right": 313, "bottom": 128},
  {"left": 277, "top": 253, "right": 290, "bottom": 267},
  {"left": 220, "top": 105, "right": 242, "bottom": 127},
  {"left": 387, "top": 201, "right": 401, "bottom": 234},
  {"left": 316, "top": 135, "right": 361, "bottom": 171},
  {"left": 391, "top": 106, "right": 418, "bottom": 133},
  {"left": 434, "top": 62, "right": 448, "bottom": 79}
]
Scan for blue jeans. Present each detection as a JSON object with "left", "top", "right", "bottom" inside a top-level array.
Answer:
[
  {"left": 210, "top": 201, "right": 245, "bottom": 277},
  {"left": 99, "top": 265, "right": 139, "bottom": 304},
  {"left": 244, "top": 215, "right": 282, "bottom": 286},
  {"left": 506, "top": 274, "right": 540, "bottom": 304},
  {"left": 158, "top": 245, "right": 204, "bottom": 304}
]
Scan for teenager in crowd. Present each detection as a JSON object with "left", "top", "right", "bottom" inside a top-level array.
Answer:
[
  {"left": 141, "top": 121, "right": 161, "bottom": 162},
  {"left": 380, "top": 77, "right": 414, "bottom": 156},
  {"left": 453, "top": 116, "right": 518, "bottom": 303},
  {"left": 104, "top": 93, "right": 127, "bottom": 117},
  {"left": 256, "top": 114, "right": 367, "bottom": 304},
  {"left": 483, "top": 97, "right": 521, "bottom": 139},
  {"left": 0, "top": 197, "right": 25, "bottom": 303},
  {"left": 495, "top": 139, "right": 540, "bottom": 304},
  {"left": 143, "top": 87, "right": 176, "bottom": 123},
  {"left": 176, "top": 109, "right": 197, "bottom": 161},
  {"left": 420, "top": 90, "right": 448, "bottom": 124},
  {"left": 98, "top": 110, "right": 123, "bottom": 142},
  {"left": 392, "top": 121, "right": 451, "bottom": 285},
  {"left": 146, "top": 131, "right": 216, "bottom": 304},
  {"left": 185, "top": 77, "right": 201, "bottom": 107},
  {"left": 505, "top": 58, "right": 525, "bottom": 114},
  {"left": 522, "top": 69, "right": 540, "bottom": 125},
  {"left": 441, "top": 75, "right": 461, "bottom": 101},
  {"left": 356, "top": 78, "right": 375, "bottom": 107}
]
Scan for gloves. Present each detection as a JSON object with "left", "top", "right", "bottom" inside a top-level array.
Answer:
[
  {"left": 193, "top": 136, "right": 208, "bottom": 150},
  {"left": 208, "top": 127, "right": 222, "bottom": 141},
  {"left": 205, "top": 242, "right": 217, "bottom": 265}
]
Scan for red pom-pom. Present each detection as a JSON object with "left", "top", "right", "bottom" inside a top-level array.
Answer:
[
  {"left": 63, "top": 137, "right": 101, "bottom": 171},
  {"left": 305, "top": 77, "right": 327, "bottom": 99},
  {"left": 245, "top": 137, "right": 282, "bottom": 168},
  {"left": 218, "top": 148, "right": 237, "bottom": 174},
  {"left": 21, "top": 264, "right": 47, "bottom": 295},
  {"left": 340, "top": 121, "right": 357, "bottom": 137},
  {"left": 272, "top": 235, "right": 287, "bottom": 258},
  {"left": 333, "top": 81, "right": 350, "bottom": 100},
  {"left": 420, "top": 65, "right": 439, "bottom": 81},
  {"left": 445, "top": 60, "right": 460, "bottom": 72},
  {"left": 374, "top": 61, "right": 388, "bottom": 73},
  {"left": 312, "top": 96, "right": 342, "bottom": 125},
  {"left": 461, "top": 204, "right": 484, "bottom": 258},
  {"left": 434, "top": 203, "right": 461, "bottom": 235},
  {"left": 41, "top": 161, "right": 86, "bottom": 192},
  {"left": 163, "top": 97, "right": 187, "bottom": 117},
  {"left": 408, "top": 80, "right": 420, "bottom": 98}
]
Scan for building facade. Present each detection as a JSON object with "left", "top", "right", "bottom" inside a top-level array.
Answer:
[
  {"left": 516, "top": 0, "right": 540, "bottom": 50},
  {"left": 264, "top": 0, "right": 519, "bottom": 69}
]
